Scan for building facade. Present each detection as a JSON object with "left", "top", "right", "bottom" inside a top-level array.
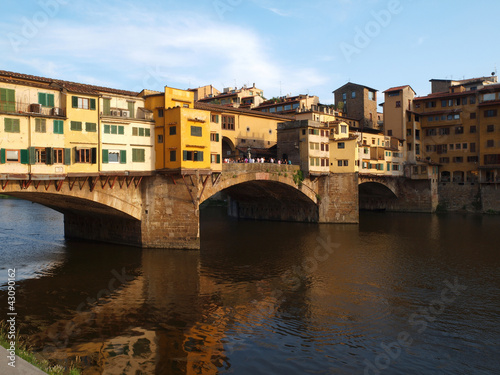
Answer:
[{"left": 333, "top": 82, "right": 379, "bottom": 129}]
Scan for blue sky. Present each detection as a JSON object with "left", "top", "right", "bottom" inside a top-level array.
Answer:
[{"left": 1, "top": 0, "right": 499, "bottom": 105}]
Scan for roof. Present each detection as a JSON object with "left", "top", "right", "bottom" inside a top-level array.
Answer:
[
  {"left": 478, "top": 83, "right": 500, "bottom": 92},
  {"left": 383, "top": 85, "right": 416, "bottom": 94},
  {"left": 430, "top": 76, "right": 496, "bottom": 84},
  {"left": 333, "top": 82, "right": 378, "bottom": 93},
  {"left": 414, "top": 90, "right": 473, "bottom": 101},
  {"left": 0, "top": 69, "right": 139, "bottom": 97},
  {"left": 194, "top": 102, "right": 295, "bottom": 120}
]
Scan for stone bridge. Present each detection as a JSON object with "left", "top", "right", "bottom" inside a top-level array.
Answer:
[{"left": 1, "top": 164, "right": 359, "bottom": 249}]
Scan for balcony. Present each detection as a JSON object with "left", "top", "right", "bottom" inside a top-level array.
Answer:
[{"left": 0, "top": 101, "right": 66, "bottom": 118}]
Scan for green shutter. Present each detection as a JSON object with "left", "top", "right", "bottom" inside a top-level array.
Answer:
[
  {"left": 0, "top": 89, "right": 15, "bottom": 112},
  {"left": 104, "top": 124, "right": 110, "bottom": 134},
  {"left": 216, "top": 133, "right": 219, "bottom": 142},
  {"left": 4, "top": 118, "right": 12, "bottom": 132},
  {"left": 72, "top": 96, "right": 78, "bottom": 108},
  {"left": 183, "top": 150, "right": 188, "bottom": 161},
  {"left": 120, "top": 150, "right": 126, "bottom": 164},
  {"left": 21, "top": 149, "right": 29, "bottom": 165},
  {"left": 47, "top": 94, "right": 54, "bottom": 107},
  {"left": 102, "top": 149, "right": 108, "bottom": 164},
  {"left": 128, "top": 102, "right": 134, "bottom": 117},
  {"left": 13, "top": 119, "right": 20, "bottom": 133},
  {"left": 46, "top": 147, "right": 53, "bottom": 165},
  {"left": 145, "top": 128, "right": 150, "bottom": 137},
  {"left": 28, "top": 147, "right": 36, "bottom": 165},
  {"left": 103, "top": 98, "right": 111, "bottom": 115},
  {"left": 38, "top": 93, "right": 47, "bottom": 106},
  {"left": 217, "top": 154, "right": 220, "bottom": 163},
  {"left": 53, "top": 120, "right": 63, "bottom": 134},
  {"left": 0, "top": 149, "right": 5, "bottom": 164},
  {"left": 197, "top": 151, "right": 204, "bottom": 161},
  {"left": 64, "top": 148, "right": 71, "bottom": 165},
  {"left": 73, "top": 147, "right": 78, "bottom": 163},
  {"left": 118, "top": 126, "right": 124, "bottom": 135},
  {"left": 90, "top": 99, "right": 96, "bottom": 110},
  {"left": 91, "top": 148, "right": 97, "bottom": 164}
]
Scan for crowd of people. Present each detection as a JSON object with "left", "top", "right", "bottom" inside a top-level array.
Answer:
[{"left": 223, "top": 157, "right": 292, "bottom": 165}]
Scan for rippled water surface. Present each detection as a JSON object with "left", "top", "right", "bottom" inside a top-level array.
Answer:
[{"left": 0, "top": 199, "right": 499, "bottom": 374}]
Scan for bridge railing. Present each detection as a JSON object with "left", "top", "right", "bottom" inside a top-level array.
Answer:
[{"left": 222, "top": 163, "right": 300, "bottom": 173}]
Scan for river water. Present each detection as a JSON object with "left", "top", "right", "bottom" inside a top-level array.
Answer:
[{"left": 0, "top": 198, "right": 499, "bottom": 374}]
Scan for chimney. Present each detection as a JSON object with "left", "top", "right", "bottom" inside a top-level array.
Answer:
[{"left": 253, "top": 83, "right": 255, "bottom": 88}]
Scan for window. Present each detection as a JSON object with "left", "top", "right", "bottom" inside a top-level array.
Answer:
[
  {"left": 128, "top": 102, "right": 135, "bottom": 117},
  {"left": 191, "top": 126, "right": 202, "bottom": 137},
  {"left": 415, "top": 143, "right": 420, "bottom": 155},
  {"left": 449, "top": 144, "right": 454, "bottom": 150},
  {"left": 284, "top": 104, "right": 292, "bottom": 111},
  {"left": 53, "top": 120, "right": 64, "bottom": 134},
  {"left": 210, "top": 154, "right": 221, "bottom": 163},
  {"left": 485, "top": 109, "right": 498, "bottom": 117},
  {"left": 337, "top": 160, "right": 343, "bottom": 167},
  {"left": 470, "top": 112, "right": 476, "bottom": 119},
  {"left": 407, "top": 129, "right": 412, "bottom": 136},
  {"left": 483, "top": 154, "right": 500, "bottom": 165},
  {"left": 75, "top": 148, "right": 91, "bottom": 163},
  {"left": 139, "top": 127, "right": 144, "bottom": 136},
  {"left": 439, "top": 157, "right": 450, "bottom": 163},
  {"left": 395, "top": 101, "right": 401, "bottom": 108},
  {"left": 470, "top": 96, "right": 476, "bottom": 104},
  {"left": 211, "top": 114, "right": 219, "bottom": 123},
  {"left": 183, "top": 150, "right": 204, "bottom": 161},
  {"left": 425, "top": 101, "right": 436, "bottom": 108},
  {"left": 5, "top": 150, "right": 20, "bottom": 162},
  {"left": 455, "top": 126, "right": 464, "bottom": 134},
  {"left": 487, "top": 124, "right": 494, "bottom": 132},
  {"left": 483, "top": 93, "right": 496, "bottom": 101},
  {"left": 169, "top": 126, "right": 176, "bottom": 135},
  {"left": 388, "top": 91, "right": 399, "bottom": 97},
  {"left": 407, "top": 143, "right": 412, "bottom": 151},
  {"left": 456, "top": 143, "right": 461, "bottom": 150},
  {"left": 439, "top": 128, "right": 450, "bottom": 135},
  {"left": 108, "top": 150, "right": 121, "bottom": 163},
  {"left": 0, "top": 88, "right": 16, "bottom": 112},
  {"left": 86, "top": 122, "right": 97, "bottom": 132},
  {"left": 470, "top": 125, "right": 476, "bottom": 133},
  {"left": 453, "top": 157, "right": 463, "bottom": 163},
  {"left": 53, "top": 148, "right": 64, "bottom": 164},
  {"left": 292, "top": 103, "right": 299, "bottom": 109},
  {"left": 437, "top": 144, "right": 447, "bottom": 154},
  {"left": 368, "top": 91, "right": 375, "bottom": 101},
  {"left": 35, "top": 148, "right": 46, "bottom": 164},
  {"left": 487, "top": 140, "right": 495, "bottom": 147},
  {"left": 462, "top": 143, "right": 468, "bottom": 150},
  {"left": 468, "top": 156, "right": 479, "bottom": 163},
  {"left": 426, "top": 128, "right": 437, "bottom": 136},
  {"left": 342, "top": 93, "right": 346, "bottom": 100},
  {"left": 170, "top": 150, "right": 176, "bottom": 162},
  {"left": 210, "top": 133, "right": 220, "bottom": 142},
  {"left": 38, "top": 93, "right": 54, "bottom": 107},
  {"left": 338, "top": 142, "right": 345, "bottom": 149},
  {"left": 72, "top": 96, "right": 96, "bottom": 110},
  {"left": 441, "top": 100, "right": 447, "bottom": 108},
  {"left": 222, "top": 115, "right": 235, "bottom": 130},
  {"left": 70, "top": 121, "right": 82, "bottom": 131},
  {"left": 158, "top": 109, "right": 164, "bottom": 117},
  {"left": 351, "top": 92, "right": 356, "bottom": 98},
  {"left": 102, "top": 98, "right": 111, "bottom": 115},
  {"left": 428, "top": 116, "right": 434, "bottom": 122},
  {"left": 387, "top": 129, "right": 392, "bottom": 136},
  {"left": 4, "top": 118, "right": 20, "bottom": 133},
  {"left": 132, "top": 148, "right": 146, "bottom": 162},
  {"left": 157, "top": 134, "right": 164, "bottom": 143},
  {"left": 35, "top": 118, "right": 46, "bottom": 133}
]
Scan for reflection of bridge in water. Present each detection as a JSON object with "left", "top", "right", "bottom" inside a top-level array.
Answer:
[{"left": 0, "top": 164, "right": 436, "bottom": 248}]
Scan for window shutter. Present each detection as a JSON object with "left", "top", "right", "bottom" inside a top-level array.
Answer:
[
  {"left": 64, "top": 148, "right": 72, "bottom": 165},
  {"left": 0, "top": 149, "right": 5, "bottom": 164},
  {"left": 46, "top": 147, "right": 53, "bottom": 165},
  {"left": 91, "top": 148, "right": 97, "bottom": 164},
  {"left": 103, "top": 98, "right": 111, "bottom": 115},
  {"left": 47, "top": 94, "right": 54, "bottom": 107},
  {"left": 38, "top": 93, "right": 46, "bottom": 106},
  {"left": 4, "top": 118, "right": 12, "bottom": 132},
  {"left": 90, "top": 99, "right": 96, "bottom": 110},
  {"left": 72, "top": 96, "right": 78, "bottom": 108},
  {"left": 217, "top": 154, "right": 220, "bottom": 163},
  {"left": 28, "top": 147, "right": 36, "bottom": 165},
  {"left": 120, "top": 150, "right": 126, "bottom": 164},
  {"left": 102, "top": 149, "right": 108, "bottom": 164},
  {"left": 21, "top": 149, "right": 29, "bottom": 165},
  {"left": 197, "top": 151, "right": 204, "bottom": 162},
  {"left": 183, "top": 150, "right": 188, "bottom": 161},
  {"left": 118, "top": 126, "right": 124, "bottom": 135},
  {"left": 216, "top": 133, "right": 219, "bottom": 142},
  {"left": 74, "top": 147, "right": 78, "bottom": 163}
]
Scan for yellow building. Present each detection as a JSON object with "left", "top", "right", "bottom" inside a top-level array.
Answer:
[
  {"left": 195, "top": 102, "right": 292, "bottom": 160},
  {"left": 478, "top": 83, "right": 500, "bottom": 183},
  {"left": 144, "top": 87, "right": 211, "bottom": 172},
  {"left": 328, "top": 121, "right": 359, "bottom": 173}
]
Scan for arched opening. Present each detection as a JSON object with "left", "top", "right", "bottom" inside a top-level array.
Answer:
[
  {"left": 358, "top": 182, "right": 397, "bottom": 211},
  {"left": 222, "top": 136, "right": 235, "bottom": 159},
  {"left": 200, "top": 179, "right": 318, "bottom": 223},
  {"left": 452, "top": 171, "right": 464, "bottom": 183},
  {"left": 440, "top": 171, "right": 451, "bottom": 182}
]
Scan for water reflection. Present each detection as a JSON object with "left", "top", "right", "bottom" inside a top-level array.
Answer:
[{"left": 0, "top": 201, "right": 499, "bottom": 374}]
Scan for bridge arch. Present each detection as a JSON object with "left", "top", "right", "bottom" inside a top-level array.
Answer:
[{"left": 358, "top": 180, "right": 398, "bottom": 211}]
